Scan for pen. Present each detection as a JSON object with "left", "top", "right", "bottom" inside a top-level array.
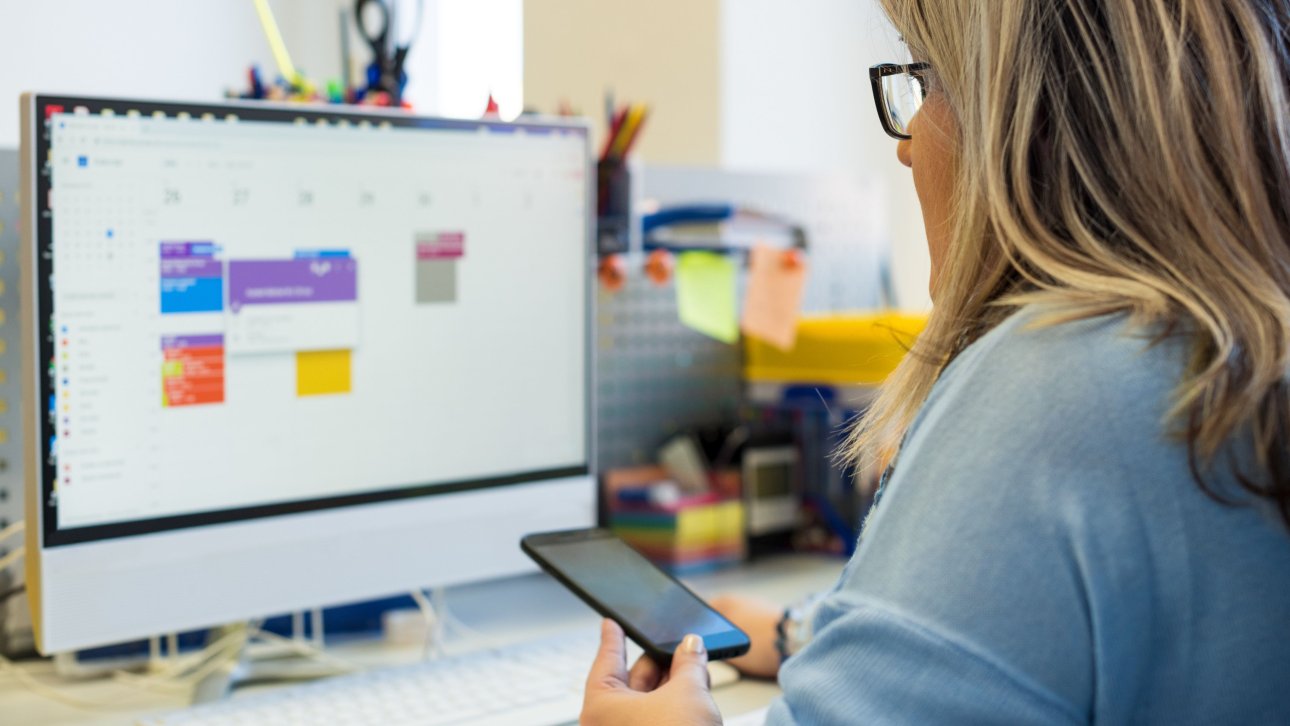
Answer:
[{"left": 600, "top": 107, "right": 628, "bottom": 161}]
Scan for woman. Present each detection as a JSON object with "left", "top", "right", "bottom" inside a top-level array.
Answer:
[{"left": 580, "top": 0, "right": 1290, "bottom": 723}]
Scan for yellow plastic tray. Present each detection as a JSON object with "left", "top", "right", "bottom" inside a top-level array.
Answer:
[{"left": 744, "top": 312, "right": 928, "bottom": 386}]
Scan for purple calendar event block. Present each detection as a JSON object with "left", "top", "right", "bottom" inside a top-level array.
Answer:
[
  {"left": 161, "top": 334, "right": 225, "bottom": 350},
  {"left": 227, "top": 258, "right": 358, "bottom": 312},
  {"left": 160, "top": 242, "right": 219, "bottom": 258}
]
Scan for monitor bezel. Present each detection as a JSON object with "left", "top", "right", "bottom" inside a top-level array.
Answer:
[{"left": 26, "top": 94, "right": 594, "bottom": 549}]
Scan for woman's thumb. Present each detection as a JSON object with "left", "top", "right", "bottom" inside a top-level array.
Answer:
[{"left": 669, "top": 634, "right": 711, "bottom": 689}]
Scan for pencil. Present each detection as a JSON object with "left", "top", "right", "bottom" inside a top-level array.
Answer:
[
  {"left": 253, "top": 0, "right": 299, "bottom": 84},
  {"left": 618, "top": 105, "right": 650, "bottom": 159},
  {"left": 609, "top": 104, "right": 645, "bottom": 160}
]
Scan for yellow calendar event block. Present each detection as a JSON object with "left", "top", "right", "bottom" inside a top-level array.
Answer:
[{"left": 297, "top": 349, "right": 352, "bottom": 397}]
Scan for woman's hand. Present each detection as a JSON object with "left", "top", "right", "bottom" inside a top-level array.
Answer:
[
  {"left": 580, "top": 619, "right": 722, "bottom": 726},
  {"left": 709, "top": 594, "right": 783, "bottom": 679}
]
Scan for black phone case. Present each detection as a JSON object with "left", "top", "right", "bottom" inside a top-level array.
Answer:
[{"left": 520, "top": 528, "right": 750, "bottom": 665}]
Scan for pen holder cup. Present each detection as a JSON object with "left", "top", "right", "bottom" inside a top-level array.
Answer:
[{"left": 596, "top": 159, "right": 631, "bottom": 255}]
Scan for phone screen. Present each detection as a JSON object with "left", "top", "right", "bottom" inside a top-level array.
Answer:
[{"left": 533, "top": 536, "right": 737, "bottom": 646}]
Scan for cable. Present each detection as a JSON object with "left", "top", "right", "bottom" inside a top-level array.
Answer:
[
  {"left": 0, "top": 547, "right": 23, "bottom": 571},
  {"left": 0, "top": 652, "right": 165, "bottom": 712},
  {"left": 408, "top": 588, "right": 440, "bottom": 659},
  {"left": 0, "top": 617, "right": 367, "bottom": 712},
  {"left": 0, "top": 519, "right": 22, "bottom": 543},
  {"left": 246, "top": 625, "right": 360, "bottom": 674},
  {"left": 432, "top": 589, "right": 485, "bottom": 643},
  {"left": 112, "top": 626, "right": 250, "bottom": 694},
  {"left": 0, "top": 624, "right": 252, "bottom": 712}
]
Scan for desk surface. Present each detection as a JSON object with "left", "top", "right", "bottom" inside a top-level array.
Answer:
[{"left": 2, "top": 553, "right": 844, "bottom": 725}]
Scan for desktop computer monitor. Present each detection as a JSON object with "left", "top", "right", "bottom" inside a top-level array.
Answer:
[{"left": 19, "top": 95, "right": 595, "bottom": 654}]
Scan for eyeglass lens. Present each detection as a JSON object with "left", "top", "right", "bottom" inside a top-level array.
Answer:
[{"left": 882, "top": 72, "right": 926, "bottom": 137}]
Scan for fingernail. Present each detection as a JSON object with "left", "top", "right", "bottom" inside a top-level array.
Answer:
[{"left": 682, "top": 634, "right": 705, "bottom": 654}]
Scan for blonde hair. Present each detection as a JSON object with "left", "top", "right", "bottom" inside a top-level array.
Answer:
[{"left": 852, "top": 0, "right": 1290, "bottom": 525}]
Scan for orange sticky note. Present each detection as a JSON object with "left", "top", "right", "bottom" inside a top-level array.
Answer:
[{"left": 741, "top": 244, "right": 807, "bottom": 350}]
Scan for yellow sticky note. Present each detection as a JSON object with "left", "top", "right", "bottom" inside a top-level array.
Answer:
[
  {"left": 676, "top": 252, "right": 738, "bottom": 343},
  {"left": 741, "top": 244, "right": 807, "bottom": 350},
  {"left": 297, "top": 349, "right": 352, "bottom": 396}
]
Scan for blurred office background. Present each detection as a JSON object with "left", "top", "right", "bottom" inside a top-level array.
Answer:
[{"left": 0, "top": 0, "right": 930, "bottom": 309}]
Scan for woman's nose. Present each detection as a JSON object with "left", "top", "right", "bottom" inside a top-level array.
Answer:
[{"left": 896, "top": 137, "right": 913, "bottom": 168}]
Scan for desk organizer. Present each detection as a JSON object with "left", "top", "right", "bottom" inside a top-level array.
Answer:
[{"left": 610, "top": 493, "right": 746, "bottom": 575}]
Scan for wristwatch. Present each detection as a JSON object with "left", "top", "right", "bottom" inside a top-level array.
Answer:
[{"left": 774, "top": 591, "right": 826, "bottom": 663}]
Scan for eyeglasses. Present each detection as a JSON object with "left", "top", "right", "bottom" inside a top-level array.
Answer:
[{"left": 870, "top": 62, "right": 931, "bottom": 140}]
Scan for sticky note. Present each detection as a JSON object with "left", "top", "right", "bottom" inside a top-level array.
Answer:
[
  {"left": 741, "top": 244, "right": 807, "bottom": 350},
  {"left": 676, "top": 252, "right": 738, "bottom": 343},
  {"left": 297, "top": 349, "right": 352, "bottom": 396}
]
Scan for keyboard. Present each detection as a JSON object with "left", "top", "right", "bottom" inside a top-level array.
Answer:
[{"left": 143, "top": 629, "right": 740, "bottom": 726}]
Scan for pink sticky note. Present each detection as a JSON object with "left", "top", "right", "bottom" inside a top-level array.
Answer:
[{"left": 741, "top": 244, "right": 807, "bottom": 350}]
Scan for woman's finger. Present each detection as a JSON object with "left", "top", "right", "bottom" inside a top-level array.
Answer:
[
  {"left": 586, "top": 619, "right": 629, "bottom": 692},
  {"left": 668, "top": 634, "right": 711, "bottom": 691},
  {"left": 627, "top": 654, "right": 662, "bottom": 691}
]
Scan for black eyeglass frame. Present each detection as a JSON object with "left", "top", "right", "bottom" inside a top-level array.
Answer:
[{"left": 869, "top": 62, "right": 931, "bottom": 140}]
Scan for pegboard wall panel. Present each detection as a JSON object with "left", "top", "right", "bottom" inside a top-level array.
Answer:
[
  {"left": 595, "top": 166, "right": 890, "bottom": 471},
  {"left": 596, "top": 273, "right": 743, "bottom": 470},
  {"left": 0, "top": 148, "right": 30, "bottom": 654}
]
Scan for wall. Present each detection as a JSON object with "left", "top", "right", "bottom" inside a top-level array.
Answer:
[
  {"left": 0, "top": 0, "right": 279, "bottom": 147},
  {"left": 720, "top": 0, "right": 931, "bottom": 309},
  {"left": 0, "top": 0, "right": 523, "bottom": 149},
  {"left": 523, "top": 0, "right": 721, "bottom": 165}
]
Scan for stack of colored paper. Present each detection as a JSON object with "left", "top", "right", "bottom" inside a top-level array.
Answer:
[{"left": 611, "top": 493, "right": 746, "bottom": 575}]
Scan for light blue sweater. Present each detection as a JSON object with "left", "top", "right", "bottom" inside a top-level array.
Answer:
[{"left": 766, "top": 309, "right": 1290, "bottom": 724}]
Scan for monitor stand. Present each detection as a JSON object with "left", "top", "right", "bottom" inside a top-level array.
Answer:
[
  {"left": 190, "top": 612, "right": 353, "bottom": 705},
  {"left": 189, "top": 593, "right": 451, "bottom": 705}
]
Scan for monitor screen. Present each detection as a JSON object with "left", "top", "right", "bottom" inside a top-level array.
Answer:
[{"left": 32, "top": 98, "right": 590, "bottom": 547}]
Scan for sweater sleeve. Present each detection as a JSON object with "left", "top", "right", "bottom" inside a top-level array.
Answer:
[{"left": 764, "top": 595, "right": 1084, "bottom": 725}]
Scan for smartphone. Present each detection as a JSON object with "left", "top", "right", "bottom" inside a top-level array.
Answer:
[{"left": 521, "top": 528, "right": 751, "bottom": 664}]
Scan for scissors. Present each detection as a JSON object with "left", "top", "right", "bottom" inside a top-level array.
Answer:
[{"left": 354, "top": 0, "right": 421, "bottom": 104}]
